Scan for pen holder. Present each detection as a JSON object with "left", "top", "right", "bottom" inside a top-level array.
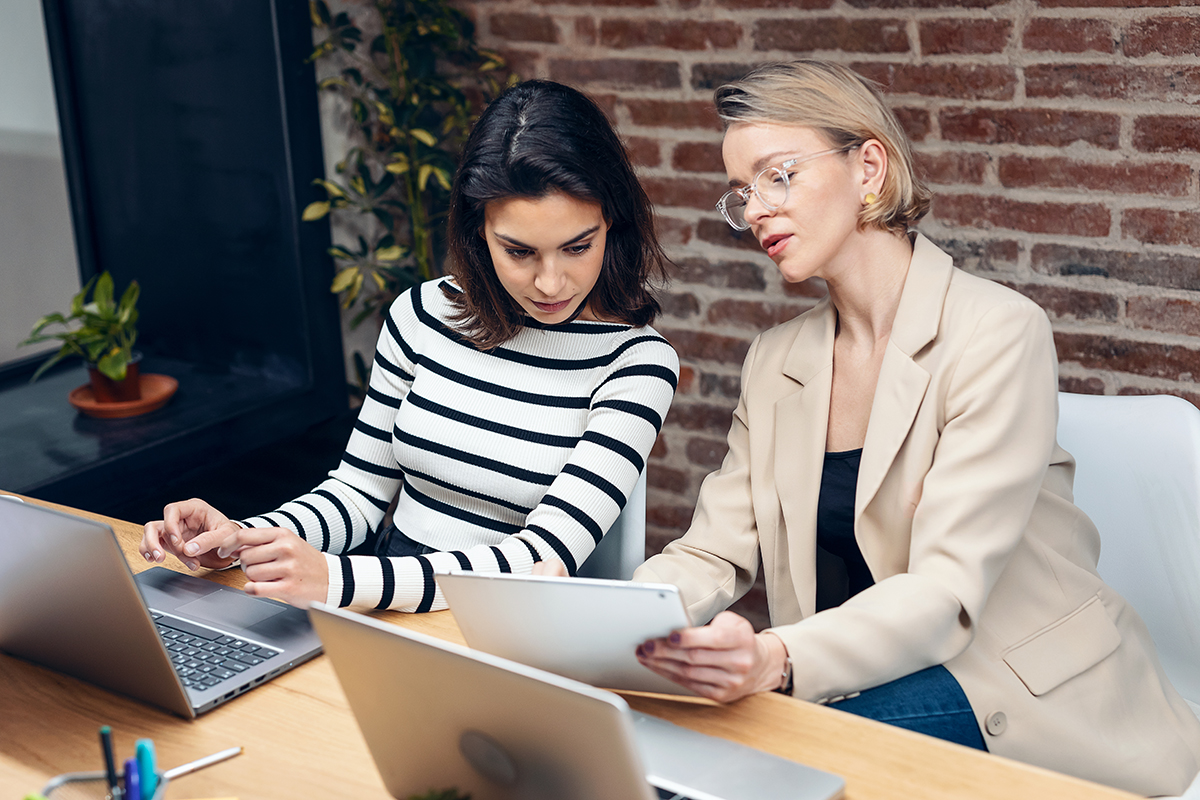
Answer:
[{"left": 40, "top": 768, "right": 167, "bottom": 800}]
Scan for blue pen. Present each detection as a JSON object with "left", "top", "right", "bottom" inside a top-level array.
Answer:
[
  {"left": 135, "top": 739, "right": 157, "bottom": 800},
  {"left": 123, "top": 757, "right": 140, "bottom": 800},
  {"left": 99, "top": 726, "right": 118, "bottom": 798}
]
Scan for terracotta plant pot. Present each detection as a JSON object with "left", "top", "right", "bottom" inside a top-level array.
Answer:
[{"left": 87, "top": 357, "right": 142, "bottom": 403}]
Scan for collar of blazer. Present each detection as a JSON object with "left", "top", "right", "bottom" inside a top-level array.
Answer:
[{"left": 773, "top": 234, "right": 956, "bottom": 595}]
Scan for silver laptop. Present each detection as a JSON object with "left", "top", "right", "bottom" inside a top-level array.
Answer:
[
  {"left": 310, "top": 603, "right": 844, "bottom": 800},
  {"left": 0, "top": 497, "right": 322, "bottom": 717},
  {"left": 437, "top": 571, "right": 697, "bottom": 696}
]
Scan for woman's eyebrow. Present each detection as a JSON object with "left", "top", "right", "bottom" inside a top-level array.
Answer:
[
  {"left": 728, "top": 150, "right": 799, "bottom": 186},
  {"left": 494, "top": 226, "right": 601, "bottom": 249}
]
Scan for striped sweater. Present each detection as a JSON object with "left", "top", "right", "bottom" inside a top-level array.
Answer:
[{"left": 240, "top": 278, "right": 679, "bottom": 612}]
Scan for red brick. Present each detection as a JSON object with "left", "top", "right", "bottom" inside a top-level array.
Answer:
[
  {"left": 601, "top": 20, "right": 741, "bottom": 50},
  {"left": 588, "top": 92, "right": 620, "bottom": 120},
  {"left": 667, "top": 401, "right": 736, "bottom": 431},
  {"left": 496, "top": 48, "right": 540, "bottom": 80},
  {"left": 647, "top": 504, "right": 695, "bottom": 532},
  {"left": 755, "top": 18, "right": 909, "bottom": 54},
  {"left": 893, "top": 107, "right": 931, "bottom": 142},
  {"left": 574, "top": 17, "right": 597, "bottom": 46},
  {"left": 996, "top": 281, "right": 1120, "bottom": 322},
  {"left": 1054, "top": 333, "right": 1200, "bottom": 382},
  {"left": 626, "top": 136, "right": 661, "bottom": 168},
  {"left": 661, "top": 291, "right": 700, "bottom": 319},
  {"left": 998, "top": 156, "right": 1190, "bottom": 196},
  {"left": 624, "top": 99, "right": 721, "bottom": 130},
  {"left": 719, "top": 0, "right": 831, "bottom": 7},
  {"left": 915, "top": 151, "right": 989, "bottom": 185},
  {"left": 660, "top": 327, "right": 753, "bottom": 365},
  {"left": 1125, "top": 16, "right": 1200, "bottom": 57},
  {"left": 782, "top": 278, "right": 828, "bottom": 299},
  {"left": 936, "top": 237, "right": 1021, "bottom": 274},
  {"left": 643, "top": 176, "right": 731, "bottom": 211},
  {"left": 677, "top": 256, "right": 768, "bottom": 290},
  {"left": 939, "top": 108, "right": 1119, "bottom": 149},
  {"left": 1059, "top": 376, "right": 1106, "bottom": 395},
  {"left": 853, "top": 62, "right": 1017, "bottom": 101},
  {"left": 656, "top": 216, "right": 693, "bottom": 247},
  {"left": 920, "top": 19, "right": 1012, "bottom": 55},
  {"left": 1134, "top": 116, "right": 1200, "bottom": 154},
  {"left": 1127, "top": 297, "right": 1200, "bottom": 338},
  {"left": 692, "top": 62, "right": 757, "bottom": 92},
  {"left": 489, "top": 13, "right": 558, "bottom": 44},
  {"left": 845, "top": 0, "right": 1000, "bottom": 6},
  {"left": 549, "top": 59, "right": 680, "bottom": 90},
  {"left": 700, "top": 372, "right": 742, "bottom": 399},
  {"left": 1022, "top": 17, "right": 1113, "bottom": 53},
  {"left": 707, "top": 298, "right": 807, "bottom": 329},
  {"left": 686, "top": 436, "right": 731, "bottom": 468},
  {"left": 1026, "top": 64, "right": 1200, "bottom": 103},
  {"left": 672, "top": 141, "right": 724, "bottom": 173},
  {"left": 697, "top": 218, "right": 765, "bottom": 254},
  {"left": 646, "top": 465, "right": 690, "bottom": 494},
  {"left": 533, "top": 0, "right": 655, "bottom": 5},
  {"left": 1032, "top": 244, "right": 1200, "bottom": 292},
  {"left": 935, "top": 195, "right": 1110, "bottom": 237},
  {"left": 1038, "top": 0, "right": 1199, "bottom": 5},
  {"left": 1124, "top": 209, "right": 1200, "bottom": 248},
  {"left": 678, "top": 365, "right": 697, "bottom": 395}
]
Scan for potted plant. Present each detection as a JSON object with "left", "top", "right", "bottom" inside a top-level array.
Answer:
[{"left": 22, "top": 271, "right": 142, "bottom": 402}]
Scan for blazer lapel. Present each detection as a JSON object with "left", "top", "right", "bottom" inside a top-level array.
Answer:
[
  {"left": 775, "top": 298, "right": 836, "bottom": 618},
  {"left": 855, "top": 235, "right": 954, "bottom": 564}
]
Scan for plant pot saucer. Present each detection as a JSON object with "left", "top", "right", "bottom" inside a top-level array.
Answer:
[{"left": 69, "top": 373, "right": 179, "bottom": 419}]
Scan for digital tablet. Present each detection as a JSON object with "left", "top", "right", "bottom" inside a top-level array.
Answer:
[{"left": 435, "top": 572, "right": 697, "bottom": 696}]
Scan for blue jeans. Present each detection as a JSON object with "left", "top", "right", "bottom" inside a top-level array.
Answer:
[{"left": 827, "top": 665, "right": 987, "bottom": 751}]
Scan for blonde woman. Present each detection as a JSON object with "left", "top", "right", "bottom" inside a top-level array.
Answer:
[{"left": 631, "top": 61, "right": 1200, "bottom": 796}]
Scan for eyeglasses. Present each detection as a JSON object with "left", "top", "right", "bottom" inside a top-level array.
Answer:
[{"left": 716, "top": 146, "right": 856, "bottom": 231}]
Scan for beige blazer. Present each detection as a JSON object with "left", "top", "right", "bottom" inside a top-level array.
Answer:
[{"left": 635, "top": 235, "right": 1200, "bottom": 796}]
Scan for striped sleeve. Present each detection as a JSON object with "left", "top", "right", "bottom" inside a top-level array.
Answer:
[
  {"left": 326, "top": 332, "right": 679, "bottom": 611},
  {"left": 239, "top": 290, "right": 421, "bottom": 551}
]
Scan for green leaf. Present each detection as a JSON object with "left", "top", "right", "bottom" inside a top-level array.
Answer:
[
  {"left": 331, "top": 266, "right": 361, "bottom": 293},
  {"left": 328, "top": 245, "right": 355, "bottom": 260},
  {"left": 375, "top": 245, "right": 404, "bottom": 262},
  {"left": 433, "top": 167, "right": 452, "bottom": 191},
  {"left": 93, "top": 272, "right": 115, "bottom": 316},
  {"left": 96, "top": 346, "right": 129, "bottom": 381},
  {"left": 303, "top": 201, "right": 331, "bottom": 221},
  {"left": 410, "top": 129, "right": 437, "bottom": 147},
  {"left": 417, "top": 164, "right": 433, "bottom": 192},
  {"left": 310, "top": 0, "right": 330, "bottom": 28},
  {"left": 313, "top": 178, "right": 347, "bottom": 198}
]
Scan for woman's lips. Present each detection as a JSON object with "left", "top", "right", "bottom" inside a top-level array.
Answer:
[
  {"left": 764, "top": 234, "right": 791, "bottom": 258},
  {"left": 532, "top": 299, "right": 571, "bottom": 314}
]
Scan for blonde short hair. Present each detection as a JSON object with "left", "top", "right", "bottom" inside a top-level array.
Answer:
[{"left": 714, "top": 60, "right": 930, "bottom": 234}]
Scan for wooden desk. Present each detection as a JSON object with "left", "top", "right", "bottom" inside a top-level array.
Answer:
[{"left": 0, "top": 495, "right": 1137, "bottom": 800}]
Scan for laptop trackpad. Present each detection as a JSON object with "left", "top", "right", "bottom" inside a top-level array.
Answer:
[{"left": 177, "top": 591, "right": 285, "bottom": 629}]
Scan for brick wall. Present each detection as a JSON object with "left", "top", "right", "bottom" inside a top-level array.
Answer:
[{"left": 448, "top": 2, "right": 1200, "bottom": 626}]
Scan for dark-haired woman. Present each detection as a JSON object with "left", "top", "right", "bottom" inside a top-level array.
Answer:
[{"left": 140, "top": 80, "right": 678, "bottom": 613}]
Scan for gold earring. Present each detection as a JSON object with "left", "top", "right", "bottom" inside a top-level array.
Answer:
[{"left": 864, "top": 193, "right": 877, "bottom": 205}]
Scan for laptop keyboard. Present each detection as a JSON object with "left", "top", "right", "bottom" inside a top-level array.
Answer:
[{"left": 151, "top": 612, "right": 280, "bottom": 691}]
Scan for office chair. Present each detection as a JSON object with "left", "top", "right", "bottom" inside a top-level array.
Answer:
[
  {"left": 577, "top": 470, "right": 647, "bottom": 581},
  {"left": 1057, "top": 393, "right": 1200, "bottom": 799}
]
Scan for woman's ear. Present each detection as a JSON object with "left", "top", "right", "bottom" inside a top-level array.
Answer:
[{"left": 858, "top": 139, "right": 888, "bottom": 196}]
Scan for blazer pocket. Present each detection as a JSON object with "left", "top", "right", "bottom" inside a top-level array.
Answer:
[{"left": 1002, "top": 595, "right": 1122, "bottom": 697}]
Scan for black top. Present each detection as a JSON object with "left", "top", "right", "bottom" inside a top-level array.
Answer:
[{"left": 816, "top": 449, "right": 875, "bottom": 602}]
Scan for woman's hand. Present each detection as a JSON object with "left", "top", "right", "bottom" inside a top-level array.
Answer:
[
  {"left": 636, "top": 611, "right": 790, "bottom": 703},
  {"left": 530, "top": 559, "right": 568, "bottom": 577},
  {"left": 224, "top": 527, "right": 330, "bottom": 607},
  {"left": 141, "top": 498, "right": 238, "bottom": 571}
]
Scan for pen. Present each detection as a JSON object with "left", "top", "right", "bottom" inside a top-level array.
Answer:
[
  {"left": 123, "top": 757, "right": 140, "bottom": 800},
  {"left": 135, "top": 739, "right": 157, "bottom": 800},
  {"left": 99, "top": 725, "right": 118, "bottom": 799}
]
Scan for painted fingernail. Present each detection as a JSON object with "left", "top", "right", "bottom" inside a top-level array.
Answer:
[
  {"left": 644, "top": 641, "right": 655, "bottom": 654},
  {"left": 153, "top": 551, "right": 162, "bottom": 561},
  {"left": 184, "top": 543, "right": 198, "bottom": 555},
  {"left": 187, "top": 560, "right": 198, "bottom": 570},
  {"left": 216, "top": 548, "right": 228, "bottom": 559},
  {"left": 636, "top": 645, "right": 645, "bottom": 658},
  {"left": 171, "top": 535, "right": 181, "bottom": 546},
  {"left": 669, "top": 632, "right": 681, "bottom": 644}
]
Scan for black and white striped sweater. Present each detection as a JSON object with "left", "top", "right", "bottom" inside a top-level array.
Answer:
[{"left": 240, "top": 278, "right": 679, "bottom": 612}]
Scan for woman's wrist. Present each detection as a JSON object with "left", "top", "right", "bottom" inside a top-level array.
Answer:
[{"left": 758, "top": 632, "right": 792, "bottom": 694}]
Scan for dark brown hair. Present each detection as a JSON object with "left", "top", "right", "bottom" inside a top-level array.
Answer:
[{"left": 446, "top": 80, "right": 668, "bottom": 348}]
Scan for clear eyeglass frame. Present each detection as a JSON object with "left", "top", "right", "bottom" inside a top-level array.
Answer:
[{"left": 716, "top": 145, "right": 856, "bottom": 231}]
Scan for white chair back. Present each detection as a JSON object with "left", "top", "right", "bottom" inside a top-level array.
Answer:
[
  {"left": 1056, "top": 392, "right": 1200, "bottom": 711},
  {"left": 577, "top": 470, "right": 647, "bottom": 581}
]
